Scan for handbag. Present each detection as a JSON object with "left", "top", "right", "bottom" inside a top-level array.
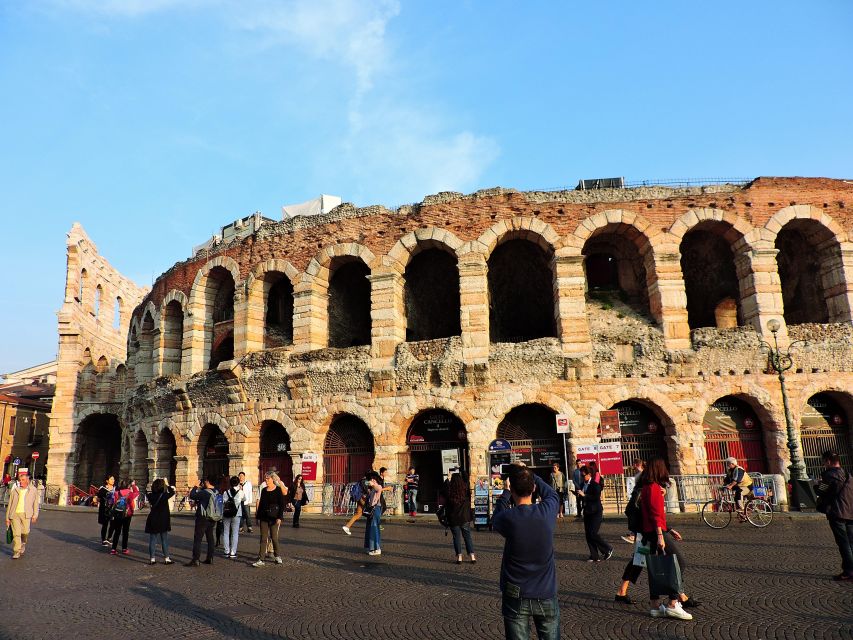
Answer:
[
  {"left": 646, "top": 550, "right": 682, "bottom": 597},
  {"left": 5, "top": 525, "right": 12, "bottom": 545},
  {"left": 631, "top": 537, "right": 648, "bottom": 568}
]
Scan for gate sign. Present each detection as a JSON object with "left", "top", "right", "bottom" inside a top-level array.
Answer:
[
  {"left": 555, "top": 414, "right": 571, "bottom": 434},
  {"left": 300, "top": 452, "right": 318, "bottom": 482},
  {"left": 599, "top": 410, "right": 621, "bottom": 439},
  {"left": 31, "top": 451, "right": 40, "bottom": 460},
  {"left": 598, "top": 441, "right": 623, "bottom": 475},
  {"left": 575, "top": 444, "right": 598, "bottom": 465},
  {"left": 488, "top": 439, "right": 512, "bottom": 452}
]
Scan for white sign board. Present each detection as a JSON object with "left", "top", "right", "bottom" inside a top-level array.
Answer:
[
  {"left": 555, "top": 414, "right": 571, "bottom": 434},
  {"left": 441, "top": 449, "right": 460, "bottom": 476}
]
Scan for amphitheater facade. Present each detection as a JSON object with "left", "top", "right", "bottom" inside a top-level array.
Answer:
[{"left": 46, "top": 177, "right": 853, "bottom": 510}]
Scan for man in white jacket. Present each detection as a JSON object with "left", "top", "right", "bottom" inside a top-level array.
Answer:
[{"left": 238, "top": 471, "right": 254, "bottom": 534}]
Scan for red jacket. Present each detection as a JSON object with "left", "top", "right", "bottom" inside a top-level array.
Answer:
[
  {"left": 116, "top": 486, "right": 141, "bottom": 517},
  {"left": 640, "top": 482, "right": 667, "bottom": 533}
]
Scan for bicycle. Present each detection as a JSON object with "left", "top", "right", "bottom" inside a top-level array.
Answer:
[
  {"left": 701, "top": 486, "right": 773, "bottom": 528},
  {"left": 176, "top": 492, "right": 194, "bottom": 512}
]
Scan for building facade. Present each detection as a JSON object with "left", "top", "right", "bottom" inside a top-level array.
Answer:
[{"left": 46, "top": 178, "right": 853, "bottom": 509}]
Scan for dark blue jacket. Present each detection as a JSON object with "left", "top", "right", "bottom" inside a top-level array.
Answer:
[
  {"left": 492, "top": 475, "right": 559, "bottom": 599},
  {"left": 189, "top": 487, "right": 215, "bottom": 520},
  {"left": 581, "top": 479, "right": 603, "bottom": 516}
]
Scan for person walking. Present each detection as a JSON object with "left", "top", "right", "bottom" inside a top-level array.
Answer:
[
  {"left": 571, "top": 460, "right": 584, "bottom": 519},
  {"left": 405, "top": 467, "right": 419, "bottom": 516},
  {"left": 290, "top": 474, "right": 308, "bottom": 528},
  {"left": 816, "top": 450, "right": 853, "bottom": 581},
  {"left": 577, "top": 465, "right": 613, "bottom": 562},
  {"left": 342, "top": 472, "right": 370, "bottom": 535},
  {"left": 639, "top": 457, "right": 692, "bottom": 620},
  {"left": 550, "top": 464, "right": 566, "bottom": 519},
  {"left": 185, "top": 476, "right": 219, "bottom": 567},
  {"left": 5, "top": 469, "right": 40, "bottom": 560},
  {"left": 440, "top": 472, "right": 476, "bottom": 564},
  {"left": 492, "top": 464, "right": 560, "bottom": 640},
  {"left": 238, "top": 471, "right": 254, "bottom": 534},
  {"left": 109, "top": 479, "right": 140, "bottom": 556},
  {"left": 144, "top": 478, "right": 175, "bottom": 565},
  {"left": 621, "top": 459, "right": 645, "bottom": 544},
  {"left": 96, "top": 475, "right": 116, "bottom": 546},
  {"left": 221, "top": 476, "right": 244, "bottom": 559},
  {"left": 253, "top": 471, "right": 287, "bottom": 567},
  {"left": 364, "top": 471, "right": 383, "bottom": 556}
]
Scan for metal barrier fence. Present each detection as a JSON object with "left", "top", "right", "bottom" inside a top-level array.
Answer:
[{"left": 318, "top": 482, "right": 402, "bottom": 516}]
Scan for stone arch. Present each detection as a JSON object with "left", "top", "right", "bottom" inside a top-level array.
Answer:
[
  {"left": 387, "top": 396, "right": 476, "bottom": 447},
  {"left": 188, "top": 412, "right": 231, "bottom": 444},
  {"left": 589, "top": 387, "right": 683, "bottom": 437},
  {"left": 796, "top": 385, "right": 853, "bottom": 475},
  {"left": 188, "top": 257, "right": 240, "bottom": 372},
  {"left": 385, "top": 228, "right": 465, "bottom": 273},
  {"left": 304, "top": 243, "right": 378, "bottom": 280},
  {"left": 188, "top": 256, "right": 242, "bottom": 310},
  {"left": 668, "top": 208, "right": 758, "bottom": 249},
  {"left": 245, "top": 259, "right": 300, "bottom": 352},
  {"left": 476, "top": 217, "right": 561, "bottom": 257},
  {"left": 314, "top": 401, "right": 373, "bottom": 438},
  {"left": 163, "top": 289, "right": 189, "bottom": 311},
  {"left": 72, "top": 411, "right": 123, "bottom": 488},
  {"left": 161, "top": 297, "right": 185, "bottom": 376},
  {"left": 765, "top": 205, "right": 848, "bottom": 243},
  {"left": 322, "top": 411, "right": 376, "bottom": 485}
]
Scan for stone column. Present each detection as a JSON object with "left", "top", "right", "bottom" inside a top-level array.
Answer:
[
  {"left": 173, "top": 455, "right": 191, "bottom": 490},
  {"left": 232, "top": 286, "right": 250, "bottom": 359},
  {"left": 822, "top": 244, "right": 853, "bottom": 323},
  {"left": 185, "top": 308, "right": 210, "bottom": 374},
  {"left": 735, "top": 244, "right": 789, "bottom": 344},
  {"left": 458, "top": 255, "right": 490, "bottom": 370},
  {"left": 369, "top": 270, "right": 405, "bottom": 370},
  {"left": 243, "top": 279, "right": 266, "bottom": 355},
  {"left": 554, "top": 254, "right": 592, "bottom": 357},
  {"left": 648, "top": 252, "right": 691, "bottom": 351},
  {"left": 292, "top": 284, "right": 327, "bottom": 353}
]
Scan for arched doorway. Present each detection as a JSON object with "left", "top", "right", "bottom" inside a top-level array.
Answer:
[
  {"left": 198, "top": 424, "right": 230, "bottom": 481},
  {"left": 405, "top": 409, "right": 468, "bottom": 512},
  {"left": 132, "top": 431, "right": 150, "bottom": 489},
  {"left": 259, "top": 420, "right": 293, "bottom": 485},
  {"left": 156, "top": 428, "right": 177, "bottom": 486},
  {"left": 323, "top": 414, "right": 374, "bottom": 485},
  {"left": 328, "top": 259, "right": 371, "bottom": 348},
  {"left": 404, "top": 248, "right": 461, "bottom": 341},
  {"left": 607, "top": 401, "right": 669, "bottom": 473},
  {"left": 496, "top": 404, "right": 564, "bottom": 484},
  {"left": 74, "top": 413, "right": 122, "bottom": 489},
  {"left": 703, "top": 396, "right": 768, "bottom": 475},
  {"left": 801, "top": 393, "right": 853, "bottom": 477}
]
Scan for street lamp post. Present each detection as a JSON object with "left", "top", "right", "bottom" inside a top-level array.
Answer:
[{"left": 759, "top": 319, "right": 814, "bottom": 510}]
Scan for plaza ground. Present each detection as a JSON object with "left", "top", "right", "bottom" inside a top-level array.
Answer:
[{"left": 1, "top": 508, "right": 851, "bottom": 640}]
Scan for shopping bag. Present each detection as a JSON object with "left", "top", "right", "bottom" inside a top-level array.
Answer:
[
  {"left": 5, "top": 525, "right": 12, "bottom": 544},
  {"left": 632, "top": 537, "right": 648, "bottom": 567},
  {"left": 646, "top": 551, "right": 682, "bottom": 597}
]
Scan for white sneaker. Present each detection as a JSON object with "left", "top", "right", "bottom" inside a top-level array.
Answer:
[
  {"left": 275, "top": 556, "right": 283, "bottom": 564},
  {"left": 368, "top": 549, "right": 381, "bottom": 556},
  {"left": 664, "top": 602, "right": 693, "bottom": 621},
  {"left": 650, "top": 605, "right": 666, "bottom": 618},
  {"left": 342, "top": 526, "right": 351, "bottom": 535},
  {"left": 252, "top": 559, "right": 265, "bottom": 567},
  {"left": 621, "top": 535, "right": 635, "bottom": 544},
  {"left": 150, "top": 558, "right": 156, "bottom": 565}
]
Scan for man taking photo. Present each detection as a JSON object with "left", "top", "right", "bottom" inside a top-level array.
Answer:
[{"left": 492, "top": 464, "right": 560, "bottom": 639}]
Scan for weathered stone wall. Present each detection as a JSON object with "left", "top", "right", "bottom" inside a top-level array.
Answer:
[{"left": 50, "top": 178, "right": 853, "bottom": 502}]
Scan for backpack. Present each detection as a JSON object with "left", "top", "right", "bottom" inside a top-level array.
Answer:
[
  {"left": 223, "top": 489, "right": 238, "bottom": 519},
  {"left": 110, "top": 492, "right": 128, "bottom": 520},
  {"left": 349, "top": 482, "right": 364, "bottom": 503},
  {"left": 199, "top": 489, "right": 223, "bottom": 522},
  {"left": 436, "top": 504, "right": 450, "bottom": 528}
]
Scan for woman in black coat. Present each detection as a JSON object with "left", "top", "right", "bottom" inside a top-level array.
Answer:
[
  {"left": 577, "top": 465, "right": 613, "bottom": 562},
  {"left": 290, "top": 474, "right": 309, "bottom": 528},
  {"left": 144, "top": 478, "right": 176, "bottom": 565},
  {"left": 96, "top": 475, "right": 116, "bottom": 545},
  {"left": 440, "top": 472, "right": 476, "bottom": 564}
]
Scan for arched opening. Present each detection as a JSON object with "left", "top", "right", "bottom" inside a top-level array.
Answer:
[
  {"left": 703, "top": 396, "right": 768, "bottom": 475},
  {"left": 78, "top": 268, "right": 88, "bottom": 304},
  {"left": 583, "top": 228, "right": 652, "bottom": 319},
  {"left": 680, "top": 226, "right": 742, "bottom": 330},
  {"left": 775, "top": 220, "right": 837, "bottom": 325},
  {"left": 488, "top": 239, "right": 557, "bottom": 343},
  {"left": 265, "top": 275, "right": 294, "bottom": 348},
  {"left": 162, "top": 300, "right": 184, "bottom": 375},
  {"left": 114, "top": 296, "right": 122, "bottom": 329},
  {"left": 95, "top": 356, "right": 109, "bottom": 374},
  {"left": 323, "top": 414, "right": 374, "bottom": 485},
  {"left": 607, "top": 401, "right": 669, "bottom": 473},
  {"left": 74, "top": 413, "right": 122, "bottom": 489},
  {"left": 404, "top": 409, "right": 468, "bottom": 512},
  {"left": 205, "top": 266, "right": 235, "bottom": 369},
  {"left": 198, "top": 424, "right": 230, "bottom": 482},
  {"left": 259, "top": 420, "right": 293, "bottom": 485},
  {"left": 328, "top": 258, "right": 371, "bottom": 348},
  {"left": 94, "top": 284, "right": 102, "bottom": 318},
  {"left": 156, "top": 429, "right": 177, "bottom": 486},
  {"left": 404, "top": 248, "right": 461, "bottom": 341},
  {"left": 132, "top": 430, "right": 150, "bottom": 488},
  {"left": 801, "top": 392, "right": 853, "bottom": 477},
  {"left": 496, "top": 404, "right": 564, "bottom": 483}
]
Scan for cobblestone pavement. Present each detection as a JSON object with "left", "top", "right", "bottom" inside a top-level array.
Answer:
[{"left": 1, "top": 508, "right": 851, "bottom": 640}]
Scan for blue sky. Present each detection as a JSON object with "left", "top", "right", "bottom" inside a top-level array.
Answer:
[{"left": 1, "top": 0, "right": 852, "bottom": 374}]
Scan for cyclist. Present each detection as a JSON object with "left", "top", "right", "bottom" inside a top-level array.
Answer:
[{"left": 722, "top": 457, "right": 753, "bottom": 514}]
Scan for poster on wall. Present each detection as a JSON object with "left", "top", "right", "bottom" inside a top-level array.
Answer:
[
  {"left": 441, "top": 448, "right": 460, "bottom": 475},
  {"left": 474, "top": 476, "right": 490, "bottom": 527},
  {"left": 509, "top": 445, "right": 533, "bottom": 466},
  {"left": 532, "top": 445, "right": 563, "bottom": 467},
  {"left": 300, "top": 452, "right": 318, "bottom": 482},
  {"left": 599, "top": 410, "right": 621, "bottom": 439}
]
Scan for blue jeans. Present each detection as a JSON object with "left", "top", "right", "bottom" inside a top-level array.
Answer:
[
  {"left": 828, "top": 518, "right": 853, "bottom": 575},
  {"left": 148, "top": 532, "right": 170, "bottom": 559},
  {"left": 450, "top": 523, "right": 475, "bottom": 556},
  {"left": 364, "top": 506, "right": 382, "bottom": 551},
  {"left": 406, "top": 489, "right": 418, "bottom": 513},
  {"left": 502, "top": 595, "right": 560, "bottom": 640},
  {"left": 222, "top": 515, "right": 240, "bottom": 555}
]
